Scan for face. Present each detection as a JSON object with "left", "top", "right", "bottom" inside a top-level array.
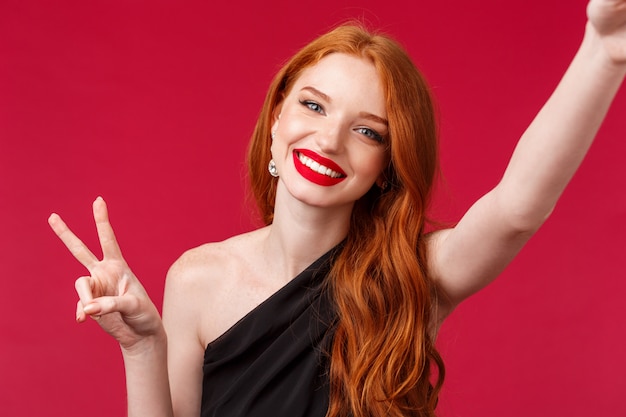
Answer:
[{"left": 270, "top": 53, "right": 389, "bottom": 211}]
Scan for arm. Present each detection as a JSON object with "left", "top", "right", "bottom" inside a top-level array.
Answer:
[
  {"left": 123, "top": 333, "right": 173, "bottom": 417},
  {"left": 162, "top": 253, "right": 208, "bottom": 416},
  {"left": 429, "top": 1, "right": 626, "bottom": 312},
  {"left": 49, "top": 197, "right": 174, "bottom": 417}
]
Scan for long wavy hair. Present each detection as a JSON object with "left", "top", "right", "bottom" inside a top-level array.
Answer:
[{"left": 247, "top": 24, "right": 444, "bottom": 417}]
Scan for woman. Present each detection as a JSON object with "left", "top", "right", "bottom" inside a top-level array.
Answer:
[{"left": 48, "top": 1, "right": 626, "bottom": 416}]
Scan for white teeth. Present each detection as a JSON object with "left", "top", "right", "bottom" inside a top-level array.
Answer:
[{"left": 298, "top": 153, "right": 343, "bottom": 178}]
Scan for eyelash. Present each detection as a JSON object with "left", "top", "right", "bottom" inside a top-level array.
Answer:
[
  {"left": 355, "top": 127, "right": 385, "bottom": 144},
  {"left": 298, "top": 99, "right": 385, "bottom": 144},
  {"left": 299, "top": 99, "right": 324, "bottom": 114}
]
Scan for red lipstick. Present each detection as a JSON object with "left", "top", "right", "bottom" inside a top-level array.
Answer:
[{"left": 293, "top": 149, "right": 346, "bottom": 186}]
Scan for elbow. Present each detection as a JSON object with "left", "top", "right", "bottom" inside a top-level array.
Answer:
[
  {"left": 495, "top": 187, "right": 557, "bottom": 234},
  {"left": 508, "top": 207, "right": 553, "bottom": 235}
]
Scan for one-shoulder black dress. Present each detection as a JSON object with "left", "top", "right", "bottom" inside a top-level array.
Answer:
[{"left": 201, "top": 246, "right": 341, "bottom": 417}]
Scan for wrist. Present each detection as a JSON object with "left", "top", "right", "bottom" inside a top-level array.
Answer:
[
  {"left": 583, "top": 21, "right": 626, "bottom": 73},
  {"left": 121, "top": 326, "right": 168, "bottom": 360}
]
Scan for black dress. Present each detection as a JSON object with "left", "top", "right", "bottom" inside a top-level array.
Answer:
[{"left": 201, "top": 246, "right": 341, "bottom": 417}]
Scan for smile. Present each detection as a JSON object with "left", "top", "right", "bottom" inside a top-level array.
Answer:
[{"left": 293, "top": 149, "right": 346, "bottom": 186}]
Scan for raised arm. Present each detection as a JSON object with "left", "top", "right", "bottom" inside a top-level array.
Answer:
[
  {"left": 49, "top": 197, "right": 174, "bottom": 417},
  {"left": 428, "top": 0, "right": 626, "bottom": 312}
]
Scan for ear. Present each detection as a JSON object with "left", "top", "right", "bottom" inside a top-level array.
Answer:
[
  {"left": 271, "top": 102, "right": 283, "bottom": 133},
  {"left": 376, "top": 172, "right": 390, "bottom": 191}
]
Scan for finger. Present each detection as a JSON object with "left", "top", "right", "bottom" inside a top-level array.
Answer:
[
  {"left": 84, "top": 294, "right": 140, "bottom": 317},
  {"left": 76, "top": 277, "right": 105, "bottom": 321},
  {"left": 81, "top": 303, "right": 101, "bottom": 321},
  {"left": 48, "top": 213, "right": 99, "bottom": 269},
  {"left": 76, "top": 299, "right": 86, "bottom": 323},
  {"left": 74, "top": 276, "right": 95, "bottom": 311},
  {"left": 92, "top": 197, "right": 123, "bottom": 260}
]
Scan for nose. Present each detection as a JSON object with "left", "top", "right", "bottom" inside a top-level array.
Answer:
[{"left": 315, "top": 123, "right": 345, "bottom": 154}]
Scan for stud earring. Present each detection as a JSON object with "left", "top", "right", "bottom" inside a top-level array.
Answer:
[
  {"left": 379, "top": 180, "right": 389, "bottom": 191},
  {"left": 268, "top": 159, "right": 279, "bottom": 177},
  {"left": 271, "top": 131, "right": 276, "bottom": 140}
]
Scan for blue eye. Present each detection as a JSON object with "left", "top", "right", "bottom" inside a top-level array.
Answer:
[
  {"left": 356, "top": 127, "right": 385, "bottom": 143},
  {"left": 299, "top": 100, "right": 324, "bottom": 114}
]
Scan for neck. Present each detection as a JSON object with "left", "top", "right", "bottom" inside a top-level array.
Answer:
[{"left": 262, "top": 184, "right": 352, "bottom": 281}]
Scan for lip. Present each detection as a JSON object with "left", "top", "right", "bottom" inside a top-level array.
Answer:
[{"left": 293, "top": 149, "right": 346, "bottom": 186}]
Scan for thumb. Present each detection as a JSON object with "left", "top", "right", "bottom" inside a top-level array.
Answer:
[{"left": 83, "top": 294, "right": 140, "bottom": 317}]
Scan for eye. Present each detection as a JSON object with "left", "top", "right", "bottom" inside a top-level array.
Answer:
[
  {"left": 299, "top": 99, "right": 325, "bottom": 115},
  {"left": 356, "top": 127, "right": 385, "bottom": 144}
]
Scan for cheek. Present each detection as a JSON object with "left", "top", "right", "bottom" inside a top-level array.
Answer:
[
  {"left": 278, "top": 118, "right": 304, "bottom": 141},
  {"left": 365, "top": 152, "right": 388, "bottom": 177},
  {"left": 270, "top": 137, "right": 291, "bottom": 160}
]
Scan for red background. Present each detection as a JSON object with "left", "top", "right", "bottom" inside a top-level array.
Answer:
[{"left": 1, "top": 0, "right": 625, "bottom": 415}]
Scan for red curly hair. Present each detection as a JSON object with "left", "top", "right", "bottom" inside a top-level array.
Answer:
[{"left": 247, "top": 24, "right": 444, "bottom": 417}]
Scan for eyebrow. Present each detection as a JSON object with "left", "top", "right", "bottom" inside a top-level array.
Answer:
[
  {"left": 359, "top": 112, "right": 388, "bottom": 127},
  {"left": 301, "top": 86, "right": 331, "bottom": 102},
  {"left": 301, "top": 86, "right": 389, "bottom": 126}
]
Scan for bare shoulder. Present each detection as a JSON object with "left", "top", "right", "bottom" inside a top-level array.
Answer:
[
  {"left": 163, "top": 228, "right": 269, "bottom": 346},
  {"left": 167, "top": 227, "right": 266, "bottom": 286},
  {"left": 167, "top": 241, "right": 232, "bottom": 283}
]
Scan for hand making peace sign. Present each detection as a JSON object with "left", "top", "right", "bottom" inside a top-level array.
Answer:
[{"left": 48, "top": 197, "right": 163, "bottom": 352}]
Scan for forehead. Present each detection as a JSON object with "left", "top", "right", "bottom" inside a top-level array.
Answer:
[{"left": 289, "top": 53, "right": 387, "bottom": 115}]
